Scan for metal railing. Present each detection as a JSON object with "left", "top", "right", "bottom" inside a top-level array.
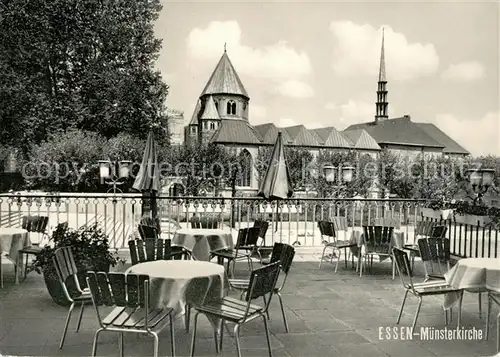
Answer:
[{"left": 0, "top": 193, "right": 498, "bottom": 258}]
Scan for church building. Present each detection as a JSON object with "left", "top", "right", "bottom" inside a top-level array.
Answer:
[{"left": 182, "top": 33, "right": 469, "bottom": 195}]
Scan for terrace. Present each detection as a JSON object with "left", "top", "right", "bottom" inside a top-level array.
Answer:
[{"left": 0, "top": 194, "right": 499, "bottom": 356}]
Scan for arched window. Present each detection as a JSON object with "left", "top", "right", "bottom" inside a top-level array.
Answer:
[
  {"left": 237, "top": 149, "right": 252, "bottom": 187},
  {"left": 210, "top": 122, "right": 215, "bottom": 130},
  {"left": 227, "top": 100, "right": 236, "bottom": 115},
  {"left": 214, "top": 101, "right": 218, "bottom": 111}
]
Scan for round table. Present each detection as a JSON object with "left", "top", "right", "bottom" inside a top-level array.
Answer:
[
  {"left": 444, "top": 258, "right": 500, "bottom": 309},
  {"left": 0, "top": 227, "right": 29, "bottom": 285},
  {"left": 126, "top": 260, "right": 225, "bottom": 318},
  {"left": 172, "top": 228, "right": 233, "bottom": 261}
]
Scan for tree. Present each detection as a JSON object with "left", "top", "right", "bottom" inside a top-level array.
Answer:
[
  {"left": 378, "top": 150, "right": 417, "bottom": 198},
  {"left": 0, "top": 0, "right": 169, "bottom": 153},
  {"left": 24, "top": 129, "right": 106, "bottom": 192}
]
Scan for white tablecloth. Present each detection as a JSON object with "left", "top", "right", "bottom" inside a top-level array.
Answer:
[
  {"left": 444, "top": 258, "right": 500, "bottom": 309},
  {"left": 0, "top": 227, "right": 30, "bottom": 263},
  {"left": 126, "top": 260, "right": 225, "bottom": 322},
  {"left": 172, "top": 228, "right": 233, "bottom": 261}
]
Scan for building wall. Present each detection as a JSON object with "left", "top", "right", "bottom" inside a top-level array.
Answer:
[
  {"left": 382, "top": 144, "right": 442, "bottom": 159},
  {"left": 210, "top": 94, "right": 249, "bottom": 121},
  {"left": 167, "top": 109, "right": 185, "bottom": 146}
]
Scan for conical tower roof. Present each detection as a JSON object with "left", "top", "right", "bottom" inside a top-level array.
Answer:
[
  {"left": 201, "top": 51, "right": 249, "bottom": 98},
  {"left": 200, "top": 96, "right": 220, "bottom": 120}
]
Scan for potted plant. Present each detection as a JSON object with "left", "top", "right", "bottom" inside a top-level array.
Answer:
[{"left": 33, "top": 223, "right": 124, "bottom": 306}]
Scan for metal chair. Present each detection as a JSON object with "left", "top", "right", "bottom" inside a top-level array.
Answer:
[
  {"left": 359, "top": 225, "right": 393, "bottom": 277},
  {"left": 17, "top": 215, "right": 51, "bottom": 279},
  {"left": 52, "top": 246, "right": 93, "bottom": 349},
  {"left": 229, "top": 243, "right": 295, "bottom": 333},
  {"left": 392, "top": 247, "right": 463, "bottom": 331},
  {"left": 417, "top": 234, "right": 450, "bottom": 282},
  {"left": 86, "top": 271, "right": 176, "bottom": 357},
  {"left": 128, "top": 238, "right": 186, "bottom": 265},
  {"left": 190, "top": 262, "right": 281, "bottom": 357},
  {"left": 138, "top": 224, "right": 189, "bottom": 260},
  {"left": 318, "top": 220, "right": 356, "bottom": 271},
  {"left": 486, "top": 292, "right": 500, "bottom": 345},
  {"left": 210, "top": 227, "right": 260, "bottom": 276}
]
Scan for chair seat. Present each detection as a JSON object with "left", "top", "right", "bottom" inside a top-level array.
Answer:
[
  {"left": 412, "top": 280, "right": 460, "bottom": 295},
  {"left": 102, "top": 306, "right": 173, "bottom": 329},
  {"left": 18, "top": 246, "right": 43, "bottom": 254},
  {"left": 73, "top": 289, "right": 93, "bottom": 301},
  {"left": 228, "top": 278, "right": 250, "bottom": 290},
  {"left": 325, "top": 241, "right": 356, "bottom": 249},
  {"left": 195, "top": 296, "right": 263, "bottom": 323},
  {"left": 211, "top": 249, "right": 250, "bottom": 260}
]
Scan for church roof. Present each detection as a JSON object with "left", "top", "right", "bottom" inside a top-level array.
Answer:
[
  {"left": 253, "top": 123, "right": 293, "bottom": 144},
  {"left": 416, "top": 123, "right": 469, "bottom": 154},
  {"left": 201, "top": 52, "right": 249, "bottom": 98},
  {"left": 211, "top": 119, "right": 262, "bottom": 144},
  {"left": 189, "top": 101, "right": 201, "bottom": 125},
  {"left": 199, "top": 96, "right": 220, "bottom": 120},
  {"left": 282, "top": 125, "right": 322, "bottom": 146},
  {"left": 342, "top": 129, "right": 381, "bottom": 150},
  {"left": 313, "top": 127, "right": 352, "bottom": 148},
  {"left": 346, "top": 116, "right": 444, "bottom": 148}
]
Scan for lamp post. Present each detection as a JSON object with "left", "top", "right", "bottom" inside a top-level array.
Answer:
[
  {"left": 98, "top": 160, "right": 132, "bottom": 194},
  {"left": 466, "top": 167, "right": 495, "bottom": 205},
  {"left": 322, "top": 165, "right": 355, "bottom": 196}
]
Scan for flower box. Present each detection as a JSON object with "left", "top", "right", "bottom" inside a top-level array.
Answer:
[
  {"left": 453, "top": 214, "right": 491, "bottom": 227},
  {"left": 421, "top": 208, "right": 452, "bottom": 220}
]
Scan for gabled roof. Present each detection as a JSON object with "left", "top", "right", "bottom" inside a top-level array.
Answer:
[
  {"left": 313, "top": 127, "right": 352, "bottom": 148},
  {"left": 199, "top": 96, "right": 220, "bottom": 120},
  {"left": 342, "top": 129, "right": 381, "bottom": 150},
  {"left": 346, "top": 116, "right": 444, "bottom": 148},
  {"left": 416, "top": 123, "right": 469, "bottom": 155},
  {"left": 211, "top": 120, "right": 262, "bottom": 145},
  {"left": 201, "top": 52, "right": 249, "bottom": 98},
  {"left": 253, "top": 123, "right": 292, "bottom": 145},
  {"left": 189, "top": 101, "right": 201, "bottom": 125},
  {"left": 282, "top": 125, "right": 321, "bottom": 146}
]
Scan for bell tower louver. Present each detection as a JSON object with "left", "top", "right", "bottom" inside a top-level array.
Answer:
[{"left": 375, "top": 28, "right": 388, "bottom": 122}]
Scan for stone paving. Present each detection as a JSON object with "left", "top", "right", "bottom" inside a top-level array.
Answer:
[{"left": 0, "top": 251, "right": 499, "bottom": 357}]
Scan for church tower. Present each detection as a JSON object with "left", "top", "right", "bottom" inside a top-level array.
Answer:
[
  {"left": 375, "top": 29, "right": 388, "bottom": 122},
  {"left": 191, "top": 46, "right": 250, "bottom": 144}
]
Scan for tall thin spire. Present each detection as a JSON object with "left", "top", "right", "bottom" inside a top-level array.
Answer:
[
  {"left": 224, "top": 42, "right": 227, "bottom": 53},
  {"left": 375, "top": 27, "right": 388, "bottom": 122},
  {"left": 378, "top": 28, "right": 386, "bottom": 82}
]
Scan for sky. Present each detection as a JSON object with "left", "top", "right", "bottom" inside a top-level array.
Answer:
[{"left": 155, "top": 0, "right": 499, "bottom": 157}]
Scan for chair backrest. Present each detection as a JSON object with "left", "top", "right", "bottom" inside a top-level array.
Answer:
[
  {"left": 200, "top": 216, "right": 219, "bottom": 229},
  {"left": 253, "top": 220, "right": 269, "bottom": 239},
  {"left": 22, "top": 215, "right": 49, "bottom": 233},
  {"left": 53, "top": 246, "right": 84, "bottom": 302},
  {"left": 235, "top": 228, "right": 248, "bottom": 248},
  {"left": 318, "top": 221, "right": 335, "bottom": 238},
  {"left": 86, "top": 271, "right": 151, "bottom": 328},
  {"left": 269, "top": 243, "right": 295, "bottom": 274},
  {"left": 245, "top": 261, "right": 281, "bottom": 304},
  {"left": 128, "top": 238, "right": 172, "bottom": 265},
  {"left": 363, "top": 225, "right": 393, "bottom": 253},
  {"left": 245, "top": 227, "right": 261, "bottom": 246},
  {"left": 430, "top": 225, "right": 447, "bottom": 239},
  {"left": 392, "top": 247, "right": 414, "bottom": 289},
  {"left": 331, "top": 216, "right": 348, "bottom": 232},
  {"left": 138, "top": 224, "right": 158, "bottom": 240},
  {"left": 418, "top": 237, "right": 450, "bottom": 263}
]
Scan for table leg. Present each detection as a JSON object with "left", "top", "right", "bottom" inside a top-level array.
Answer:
[{"left": 14, "top": 255, "right": 20, "bottom": 285}]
